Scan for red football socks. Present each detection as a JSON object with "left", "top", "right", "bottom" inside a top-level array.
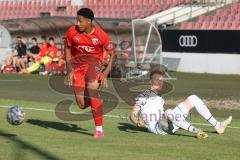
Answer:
[{"left": 89, "top": 98, "right": 103, "bottom": 127}]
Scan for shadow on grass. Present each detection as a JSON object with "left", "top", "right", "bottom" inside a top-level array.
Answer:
[
  {"left": 204, "top": 130, "right": 217, "bottom": 134},
  {"left": 173, "top": 133, "right": 197, "bottom": 138},
  {"left": 118, "top": 122, "right": 150, "bottom": 133},
  {"left": 27, "top": 119, "right": 93, "bottom": 136},
  {"left": 0, "top": 129, "right": 62, "bottom": 160},
  {"left": 118, "top": 123, "right": 199, "bottom": 138}
]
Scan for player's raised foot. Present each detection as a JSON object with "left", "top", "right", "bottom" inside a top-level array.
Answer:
[
  {"left": 93, "top": 131, "right": 104, "bottom": 139},
  {"left": 197, "top": 131, "right": 208, "bottom": 139},
  {"left": 216, "top": 116, "right": 232, "bottom": 134}
]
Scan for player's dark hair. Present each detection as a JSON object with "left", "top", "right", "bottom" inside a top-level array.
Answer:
[
  {"left": 32, "top": 37, "right": 37, "bottom": 41},
  {"left": 49, "top": 37, "right": 54, "bottom": 41},
  {"left": 77, "top": 8, "right": 94, "bottom": 21},
  {"left": 17, "top": 36, "right": 22, "bottom": 39},
  {"left": 149, "top": 70, "right": 165, "bottom": 80},
  {"left": 41, "top": 35, "right": 47, "bottom": 40}
]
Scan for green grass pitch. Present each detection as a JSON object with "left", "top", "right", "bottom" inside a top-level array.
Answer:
[{"left": 0, "top": 73, "right": 240, "bottom": 160}]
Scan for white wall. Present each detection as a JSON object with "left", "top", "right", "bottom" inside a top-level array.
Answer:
[
  {"left": 163, "top": 52, "right": 240, "bottom": 75},
  {"left": 0, "top": 25, "right": 12, "bottom": 65}
]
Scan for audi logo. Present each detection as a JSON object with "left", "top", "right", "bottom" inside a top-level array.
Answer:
[{"left": 179, "top": 35, "right": 198, "bottom": 47}]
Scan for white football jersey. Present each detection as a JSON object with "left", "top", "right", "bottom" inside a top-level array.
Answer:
[
  {"left": 135, "top": 89, "right": 165, "bottom": 124},
  {"left": 135, "top": 89, "right": 167, "bottom": 134}
]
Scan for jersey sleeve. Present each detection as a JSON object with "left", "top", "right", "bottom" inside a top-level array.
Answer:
[
  {"left": 99, "top": 29, "right": 114, "bottom": 52},
  {"left": 65, "top": 26, "right": 75, "bottom": 47},
  {"left": 102, "top": 32, "right": 110, "bottom": 46},
  {"left": 135, "top": 94, "right": 147, "bottom": 109}
]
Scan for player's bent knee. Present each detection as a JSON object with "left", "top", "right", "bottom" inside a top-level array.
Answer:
[
  {"left": 188, "top": 95, "right": 198, "bottom": 100},
  {"left": 188, "top": 95, "right": 203, "bottom": 106}
]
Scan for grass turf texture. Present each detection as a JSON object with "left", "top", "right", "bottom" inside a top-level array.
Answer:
[{"left": 0, "top": 73, "right": 240, "bottom": 160}]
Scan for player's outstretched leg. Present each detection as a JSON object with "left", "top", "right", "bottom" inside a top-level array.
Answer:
[
  {"left": 165, "top": 108, "right": 208, "bottom": 139},
  {"left": 187, "top": 95, "right": 232, "bottom": 134},
  {"left": 87, "top": 82, "right": 104, "bottom": 139},
  {"left": 22, "top": 62, "right": 40, "bottom": 74}
]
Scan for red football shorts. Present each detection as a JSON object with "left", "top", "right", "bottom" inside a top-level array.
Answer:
[{"left": 73, "top": 63, "right": 102, "bottom": 93}]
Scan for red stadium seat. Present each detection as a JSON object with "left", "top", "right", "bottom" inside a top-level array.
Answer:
[{"left": 180, "top": 2, "right": 240, "bottom": 30}]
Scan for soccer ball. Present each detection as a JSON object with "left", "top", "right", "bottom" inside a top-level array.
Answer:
[{"left": 6, "top": 105, "right": 26, "bottom": 125}]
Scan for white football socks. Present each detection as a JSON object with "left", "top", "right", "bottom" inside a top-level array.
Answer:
[
  {"left": 165, "top": 109, "right": 200, "bottom": 134},
  {"left": 96, "top": 126, "right": 103, "bottom": 132},
  {"left": 188, "top": 95, "right": 220, "bottom": 129}
]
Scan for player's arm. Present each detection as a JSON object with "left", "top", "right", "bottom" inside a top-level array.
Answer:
[
  {"left": 64, "top": 45, "right": 74, "bottom": 85},
  {"left": 130, "top": 105, "right": 145, "bottom": 127},
  {"left": 64, "top": 46, "right": 72, "bottom": 72},
  {"left": 103, "top": 49, "right": 116, "bottom": 76},
  {"left": 48, "top": 47, "right": 58, "bottom": 58},
  {"left": 47, "top": 50, "right": 54, "bottom": 58},
  {"left": 100, "top": 45, "right": 116, "bottom": 88},
  {"left": 20, "top": 38, "right": 26, "bottom": 45}
]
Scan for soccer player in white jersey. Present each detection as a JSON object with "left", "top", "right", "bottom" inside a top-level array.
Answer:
[{"left": 130, "top": 70, "right": 232, "bottom": 139}]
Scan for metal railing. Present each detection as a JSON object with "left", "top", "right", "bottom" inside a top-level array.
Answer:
[{"left": 156, "top": 0, "right": 235, "bottom": 27}]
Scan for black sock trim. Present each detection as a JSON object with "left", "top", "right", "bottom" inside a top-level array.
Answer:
[
  {"left": 207, "top": 115, "right": 213, "bottom": 121},
  {"left": 187, "top": 125, "right": 191, "bottom": 132},
  {"left": 208, "top": 116, "right": 218, "bottom": 127}
]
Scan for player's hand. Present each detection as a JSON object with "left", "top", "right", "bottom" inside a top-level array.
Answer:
[
  {"left": 67, "top": 69, "right": 75, "bottom": 86},
  {"left": 137, "top": 120, "right": 145, "bottom": 127},
  {"left": 99, "top": 72, "right": 108, "bottom": 88}
]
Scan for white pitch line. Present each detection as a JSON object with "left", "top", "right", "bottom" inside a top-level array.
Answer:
[
  {"left": 191, "top": 122, "right": 240, "bottom": 129},
  {"left": 0, "top": 105, "right": 123, "bottom": 117},
  {"left": 0, "top": 80, "right": 22, "bottom": 82},
  {"left": 0, "top": 105, "right": 240, "bottom": 129}
]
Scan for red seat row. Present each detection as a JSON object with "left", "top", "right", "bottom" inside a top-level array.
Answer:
[
  {"left": 180, "top": 2, "right": 240, "bottom": 30},
  {"left": 0, "top": 0, "right": 190, "bottom": 20}
]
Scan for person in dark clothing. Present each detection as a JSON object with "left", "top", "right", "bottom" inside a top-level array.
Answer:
[
  {"left": 15, "top": 36, "right": 27, "bottom": 71},
  {"left": 27, "top": 37, "right": 40, "bottom": 59}
]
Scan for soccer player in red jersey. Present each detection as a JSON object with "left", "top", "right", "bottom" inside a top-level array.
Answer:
[
  {"left": 36, "top": 35, "right": 48, "bottom": 60},
  {"left": 23, "top": 37, "right": 58, "bottom": 75},
  {"left": 65, "top": 8, "right": 116, "bottom": 138}
]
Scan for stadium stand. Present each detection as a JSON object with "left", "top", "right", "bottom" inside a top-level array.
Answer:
[
  {"left": 0, "top": 0, "right": 192, "bottom": 20},
  {"left": 179, "top": 1, "right": 240, "bottom": 30}
]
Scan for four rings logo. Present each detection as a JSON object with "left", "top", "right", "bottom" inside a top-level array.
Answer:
[{"left": 179, "top": 35, "right": 198, "bottom": 47}]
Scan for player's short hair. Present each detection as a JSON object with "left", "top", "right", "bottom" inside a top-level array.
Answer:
[
  {"left": 77, "top": 8, "right": 94, "bottom": 21},
  {"left": 17, "top": 36, "right": 22, "bottom": 39},
  {"left": 41, "top": 35, "right": 47, "bottom": 40},
  {"left": 149, "top": 70, "right": 165, "bottom": 80},
  {"left": 32, "top": 37, "right": 37, "bottom": 41},
  {"left": 49, "top": 37, "right": 54, "bottom": 41}
]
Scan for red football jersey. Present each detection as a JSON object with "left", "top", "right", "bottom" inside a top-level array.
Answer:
[
  {"left": 38, "top": 42, "right": 48, "bottom": 57},
  {"left": 47, "top": 44, "right": 58, "bottom": 58},
  {"left": 66, "top": 25, "right": 110, "bottom": 67}
]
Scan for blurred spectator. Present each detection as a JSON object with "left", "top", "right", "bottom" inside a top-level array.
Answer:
[
  {"left": 27, "top": 37, "right": 40, "bottom": 59},
  {"left": 38, "top": 35, "right": 48, "bottom": 58},
  {"left": 3, "top": 36, "right": 27, "bottom": 72},
  {"left": 18, "top": 37, "right": 40, "bottom": 71},
  {"left": 15, "top": 36, "right": 27, "bottom": 71},
  {"left": 1, "top": 49, "right": 18, "bottom": 73},
  {"left": 23, "top": 37, "right": 58, "bottom": 75},
  {"left": 4, "top": 49, "right": 18, "bottom": 67},
  {"left": 43, "top": 37, "right": 58, "bottom": 75}
]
